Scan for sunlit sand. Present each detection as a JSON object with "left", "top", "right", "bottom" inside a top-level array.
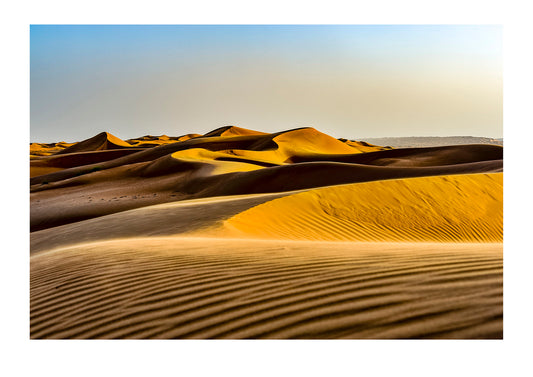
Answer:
[{"left": 30, "top": 126, "right": 503, "bottom": 339}]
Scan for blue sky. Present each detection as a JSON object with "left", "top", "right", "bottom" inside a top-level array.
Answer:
[{"left": 30, "top": 25, "right": 502, "bottom": 142}]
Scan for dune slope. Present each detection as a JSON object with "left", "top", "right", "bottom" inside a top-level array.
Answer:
[
  {"left": 30, "top": 149, "right": 145, "bottom": 178},
  {"left": 31, "top": 173, "right": 503, "bottom": 254},
  {"left": 30, "top": 192, "right": 290, "bottom": 254},
  {"left": 221, "top": 173, "right": 503, "bottom": 242}
]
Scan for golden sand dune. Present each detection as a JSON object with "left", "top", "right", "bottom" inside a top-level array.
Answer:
[
  {"left": 126, "top": 133, "right": 202, "bottom": 147},
  {"left": 30, "top": 127, "right": 502, "bottom": 188},
  {"left": 29, "top": 159, "right": 501, "bottom": 232},
  {"left": 30, "top": 127, "right": 382, "bottom": 185},
  {"left": 222, "top": 173, "right": 502, "bottom": 242},
  {"left": 30, "top": 192, "right": 290, "bottom": 254},
  {"left": 55, "top": 131, "right": 134, "bottom": 154},
  {"left": 29, "top": 126, "right": 503, "bottom": 339},
  {"left": 29, "top": 127, "right": 502, "bottom": 232},
  {"left": 30, "top": 173, "right": 502, "bottom": 254},
  {"left": 30, "top": 141, "right": 75, "bottom": 157},
  {"left": 30, "top": 239, "right": 502, "bottom": 339}
]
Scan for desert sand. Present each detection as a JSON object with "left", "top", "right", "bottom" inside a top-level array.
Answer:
[{"left": 30, "top": 126, "right": 503, "bottom": 339}]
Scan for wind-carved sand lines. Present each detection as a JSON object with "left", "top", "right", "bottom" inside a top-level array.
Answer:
[
  {"left": 30, "top": 239, "right": 502, "bottom": 339},
  {"left": 221, "top": 174, "right": 503, "bottom": 243}
]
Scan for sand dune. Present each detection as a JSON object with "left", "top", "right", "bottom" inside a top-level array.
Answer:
[
  {"left": 339, "top": 138, "right": 393, "bottom": 153},
  {"left": 29, "top": 159, "right": 501, "bottom": 232},
  {"left": 30, "top": 173, "right": 502, "bottom": 254},
  {"left": 30, "top": 192, "right": 290, "bottom": 254},
  {"left": 30, "top": 126, "right": 503, "bottom": 339},
  {"left": 126, "top": 133, "right": 202, "bottom": 147},
  {"left": 30, "top": 141, "right": 76, "bottom": 157},
  {"left": 29, "top": 127, "right": 378, "bottom": 185},
  {"left": 30, "top": 239, "right": 502, "bottom": 339},
  {"left": 30, "top": 129, "right": 501, "bottom": 188},
  {"left": 29, "top": 127, "right": 502, "bottom": 232},
  {"left": 55, "top": 131, "right": 134, "bottom": 154},
  {"left": 288, "top": 143, "right": 503, "bottom": 166},
  {"left": 30, "top": 149, "right": 145, "bottom": 178},
  {"left": 203, "top": 125, "right": 268, "bottom": 137},
  {"left": 222, "top": 173, "right": 503, "bottom": 242}
]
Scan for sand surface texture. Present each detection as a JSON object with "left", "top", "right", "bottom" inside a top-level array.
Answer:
[{"left": 30, "top": 126, "right": 503, "bottom": 339}]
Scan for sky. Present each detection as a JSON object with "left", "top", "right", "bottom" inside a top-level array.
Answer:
[{"left": 30, "top": 25, "right": 502, "bottom": 142}]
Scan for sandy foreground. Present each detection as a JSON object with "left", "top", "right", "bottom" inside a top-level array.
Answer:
[
  {"left": 31, "top": 239, "right": 501, "bottom": 339},
  {"left": 30, "top": 126, "right": 503, "bottom": 339}
]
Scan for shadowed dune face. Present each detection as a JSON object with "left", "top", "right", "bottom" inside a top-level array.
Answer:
[
  {"left": 30, "top": 149, "right": 146, "bottom": 178},
  {"left": 203, "top": 125, "right": 268, "bottom": 137},
  {"left": 55, "top": 131, "right": 134, "bottom": 155}
]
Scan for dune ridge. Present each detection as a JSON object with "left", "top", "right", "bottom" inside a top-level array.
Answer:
[
  {"left": 55, "top": 131, "right": 134, "bottom": 154},
  {"left": 203, "top": 125, "right": 268, "bottom": 137},
  {"left": 125, "top": 133, "right": 203, "bottom": 147}
]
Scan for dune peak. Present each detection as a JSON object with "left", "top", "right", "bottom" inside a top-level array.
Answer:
[
  {"left": 54, "top": 131, "right": 132, "bottom": 155},
  {"left": 203, "top": 125, "right": 268, "bottom": 137}
]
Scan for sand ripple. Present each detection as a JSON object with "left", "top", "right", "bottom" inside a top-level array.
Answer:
[
  {"left": 30, "top": 239, "right": 502, "bottom": 339},
  {"left": 223, "top": 173, "right": 503, "bottom": 242}
]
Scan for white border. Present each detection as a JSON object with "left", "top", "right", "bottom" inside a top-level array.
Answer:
[{"left": 4, "top": 1, "right": 532, "bottom": 376}]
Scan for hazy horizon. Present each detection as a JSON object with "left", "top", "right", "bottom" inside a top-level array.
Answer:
[
  {"left": 30, "top": 25, "right": 502, "bottom": 143},
  {"left": 30, "top": 126, "right": 504, "bottom": 144}
]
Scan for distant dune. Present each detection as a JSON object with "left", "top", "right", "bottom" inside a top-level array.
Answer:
[
  {"left": 363, "top": 136, "right": 503, "bottom": 148},
  {"left": 55, "top": 131, "right": 134, "bottom": 154},
  {"left": 29, "top": 126, "right": 503, "bottom": 339},
  {"left": 30, "top": 141, "right": 76, "bottom": 158},
  {"left": 203, "top": 125, "right": 269, "bottom": 137}
]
